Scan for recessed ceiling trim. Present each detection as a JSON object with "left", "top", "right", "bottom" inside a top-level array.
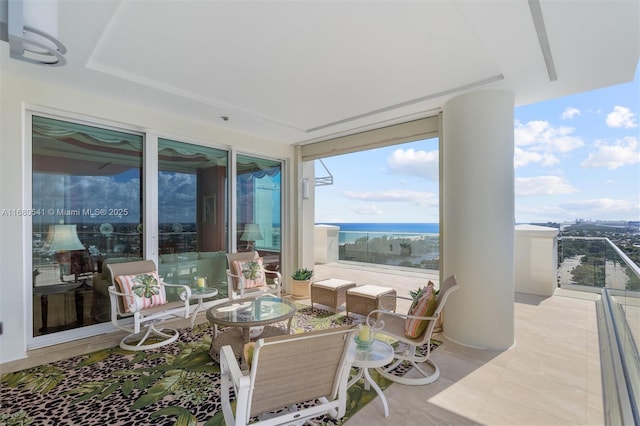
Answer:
[
  {"left": 528, "top": 0, "right": 557, "bottom": 82},
  {"left": 307, "top": 74, "right": 504, "bottom": 133},
  {"left": 85, "top": 61, "right": 308, "bottom": 132}
]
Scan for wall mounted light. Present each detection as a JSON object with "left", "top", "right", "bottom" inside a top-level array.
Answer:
[
  {"left": 302, "top": 178, "right": 310, "bottom": 200},
  {"left": 0, "top": 0, "right": 67, "bottom": 66}
]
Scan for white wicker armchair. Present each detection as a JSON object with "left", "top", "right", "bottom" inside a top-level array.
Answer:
[
  {"left": 220, "top": 327, "right": 356, "bottom": 426},
  {"left": 366, "top": 275, "right": 460, "bottom": 385}
]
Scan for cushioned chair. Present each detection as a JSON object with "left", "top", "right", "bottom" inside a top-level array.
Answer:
[
  {"left": 226, "top": 252, "right": 282, "bottom": 300},
  {"left": 366, "top": 275, "right": 460, "bottom": 385},
  {"left": 107, "top": 260, "right": 191, "bottom": 351},
  {"left": 220, "top": 327, "right": 356, "bottom": 426}
]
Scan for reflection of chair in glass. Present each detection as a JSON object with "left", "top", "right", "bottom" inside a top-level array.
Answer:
[
  {"left": 366, "top": 275, "right": 460, "bottom": 385},
  {"left": 220, "top": 327, "right": 356, "bottom": 426},
  {"left": 226, "top": 251, "right": 282, "bottom": 300},
  {"left": 107, "top": 260, "right": 192, "bottom": 351}
]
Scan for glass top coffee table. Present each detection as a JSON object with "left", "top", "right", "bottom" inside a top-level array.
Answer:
[{"left": 206, "top": 296, "right": 297, "bottom": 363}]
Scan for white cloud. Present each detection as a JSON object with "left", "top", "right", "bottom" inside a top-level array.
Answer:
[
  {"left": 514, "top": 148, "right": 559, "bottom": 168},
  {"left": 352, "top": 204, "right": 383, "bottom": 216},
  {"left": 386, "top": 148, "right": 438, "bottom": 181},
  {"left": 515, "top": 176, "right": 578, "bottom": 196},
  {"left": 605, "top": 106, "right": 637, "bottom": 128},
  {"left": 562, "top": 107, "right": 581, "bottom": 120},
  {"left": 514, "top": 120, "right": 584, "bottom": 168},
  {"left": 581, "top": 136, "right": 640, "bottom": 170},
  {"left": 343, "top": 189, "right": 437, "bottom": 206}
]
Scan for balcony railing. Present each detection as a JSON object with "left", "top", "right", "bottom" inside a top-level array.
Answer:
[
  {"left": 558, "top": 237, "right": 640, "bottom": 291},
  {"left": 338, "top": 231, "right": 439, "bottom": 270},
  {"left": 560, "top": 237, "right": 639, "bottom": 425}
]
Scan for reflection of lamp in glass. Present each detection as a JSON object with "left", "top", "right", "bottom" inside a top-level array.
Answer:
[
  {"left": 43, "top": 224, "right": 85, "bottom": 281},
  {"left": 240, "top": 223, "right": 263, "bottom": 252}
]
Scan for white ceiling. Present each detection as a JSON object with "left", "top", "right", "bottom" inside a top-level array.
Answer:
[{"left": 3, "top": 0, "right": 639, "bottom": 145}]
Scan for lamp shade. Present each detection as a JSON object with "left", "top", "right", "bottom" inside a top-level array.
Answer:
[
  {"left": 43, "top": 224, "right": 85, "bottom": 252},
  {"left": 240, "top": 223, "right": 263, "bottom": 241}
]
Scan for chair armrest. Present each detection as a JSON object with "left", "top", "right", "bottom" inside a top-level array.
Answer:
[
  {"left": 365, "top": 308, "right": 439, "bottom": 328},
  {"left": 263, "top": 269, "right": 282, "bottom": 284},
  {"left": 226, "top": 270, "right": 243, "bottom": 280},
  {"left": 108, "top": 285, "right": 141, "bottom": 314},
  {"left": 162, "top": 281, "right": 192, "bottom": 301},
  {"left": 220, "top": 345, "right": 247, "bottom": 389},
  {"left": 376, "top": 292, "right": 407, "bottom": 312}
]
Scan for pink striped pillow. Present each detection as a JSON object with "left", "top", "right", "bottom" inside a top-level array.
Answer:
[
  {"left": 232, "top": 258, "right": 267, "bottom": 290},
  {"left": 404, "top": 282, "right": 437, "bottom": 338},
  {"left": 116, "top": 271, "right": 167, "bottom": 313}
]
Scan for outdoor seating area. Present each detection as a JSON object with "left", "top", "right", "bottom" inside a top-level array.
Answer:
[{"left": 2, "top": 261, "right": 605, "bottom": 425}]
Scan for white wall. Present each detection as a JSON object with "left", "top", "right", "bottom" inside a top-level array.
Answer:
[
  {"left": 0, "top": 71, "right": 295, "bottom": 363},
  {"left": 514, "top": 224, "right": 559, "bottom": 296}
]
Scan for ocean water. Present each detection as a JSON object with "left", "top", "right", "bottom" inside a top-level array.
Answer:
[
  {"left": 317, "top": 222, "right": 439, "bottom": 245},
  {"left": 317, "top": 222, "right": 439, "bottom": 234}
]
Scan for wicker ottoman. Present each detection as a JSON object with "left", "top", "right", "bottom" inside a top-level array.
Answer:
[
  {"left": 310, "top": 279, "right": 357, "bottom": 312},
  {"left": 346, "top": 285, "right": 396, "bottom": 318}
]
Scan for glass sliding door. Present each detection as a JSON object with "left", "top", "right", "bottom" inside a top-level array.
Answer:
[
  {"left": 236, "top": 154, "right": 282, "bottom": 271},
  {"left": 32, "top": 115, "right": 143, "bottom": 336},
  {"left": 157, "top": 138, "right": 229, "bottom": 297}
]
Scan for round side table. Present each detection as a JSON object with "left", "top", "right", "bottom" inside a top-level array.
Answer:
[
  {"left": 348, "top": 339, "right": 395, "bottom": 417},
  {"left": 189, "top": 287, "right": 219, "bottom": 327}
]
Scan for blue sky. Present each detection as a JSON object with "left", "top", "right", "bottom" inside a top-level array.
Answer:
[{"left": 315, "top": 68, "right": 640, "bottom": 225}]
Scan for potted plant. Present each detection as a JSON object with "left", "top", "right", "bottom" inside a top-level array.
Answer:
[{"left": 290, "top": 267, "right": 313, "bottom": 299}]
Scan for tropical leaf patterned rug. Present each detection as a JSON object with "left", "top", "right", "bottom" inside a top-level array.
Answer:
[{"left": 1, "top": 304, "right": 440, "bottom": 425}]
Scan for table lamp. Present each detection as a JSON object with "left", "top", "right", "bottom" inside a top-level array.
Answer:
[
  {"left": 43, "top": 224, "right": 86, "bottom": 281},
  {"left": 240, "top": 223, "right": 263, "bottom": 252}
]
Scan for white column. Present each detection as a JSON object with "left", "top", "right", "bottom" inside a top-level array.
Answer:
[{"left": 441, "top": 90, "right": 515, "bottom": 350}]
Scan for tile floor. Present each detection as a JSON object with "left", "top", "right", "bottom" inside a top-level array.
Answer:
[{"left": 312, "top": 263, "right": 604, "bottom": 426}]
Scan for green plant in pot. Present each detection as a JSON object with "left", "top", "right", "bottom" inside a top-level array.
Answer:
[{"left": 290, "top": 268, "right": 313, "bottom": 299}]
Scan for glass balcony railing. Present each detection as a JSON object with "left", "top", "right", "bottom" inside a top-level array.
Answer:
[
  {"left": 560, "top": 237, "right": 640, "bottom": 424},
  {"left": 337, "top": 231, "right": 439, "bottom": 270},
  {"left": 558, "top": 237, "right": 640, "bottom": 290}
]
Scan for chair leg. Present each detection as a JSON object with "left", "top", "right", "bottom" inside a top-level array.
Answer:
[
  {"left": 120, "top": 323, "right": 180, "bottom": 351},
  {"left": 376, "top": 358, "right": 440, "bottom": 386}
]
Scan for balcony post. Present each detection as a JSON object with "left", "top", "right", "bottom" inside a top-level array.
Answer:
[{"left": 441, "top": 89, "right": 515, "bottom": 350}]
